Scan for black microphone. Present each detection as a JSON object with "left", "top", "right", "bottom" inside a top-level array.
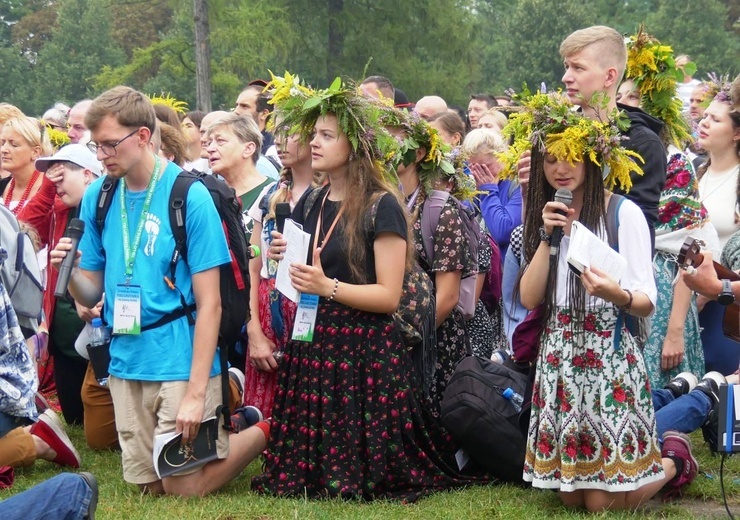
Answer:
[
  {"left": 54, "top": 219, "right": 85, "bottom": 298},
  {"left": 549, "top": 188, "right": 572, "bottom": 256},
  {"left": 275, "top": 202, "right": 291, "bottom": 234}
]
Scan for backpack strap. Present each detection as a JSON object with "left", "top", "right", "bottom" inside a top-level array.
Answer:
[
  {"left": 605, "top": 193, "right": 629, "bottom": 351},
  {"left": 166, "top": 171, "right": 201, "bottom": 327},
  {"left": 95, "top": 177, "right": 120, "bottom": 234},
  {"left": 421, "top": 190, "right": 450, "bottom": 267},
  {"left": 301, "top": 186, "right": 324, "bottom": 222},
  {"left": 605, "top": 193, "right": 625, "bottom": 251}
]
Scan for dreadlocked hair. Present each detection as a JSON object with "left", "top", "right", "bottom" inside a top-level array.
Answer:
[
  {"left": 344, "top": 155, "right": 413, "bottom": 284},
  {"left": 517, "top": 146, "right": 607, "bottom": 343}
]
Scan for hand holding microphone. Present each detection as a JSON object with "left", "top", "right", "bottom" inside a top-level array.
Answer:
[
  {"left": 546, "top": 188, "right": 572, "bottom": 257},
  {"left": 54, "top": 218, "right": 85, "bottom": 298},
  {"left": 275, "top": 202, "right": 291, "bottom": 234}
]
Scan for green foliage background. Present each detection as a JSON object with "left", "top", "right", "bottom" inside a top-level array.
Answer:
[{"left": 1, "top": 0, "right": 738, "bottom": 115}]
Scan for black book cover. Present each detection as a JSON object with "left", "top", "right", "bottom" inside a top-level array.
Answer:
[{"left": 153, "top": 416, "right": 219, "bottom": 479}]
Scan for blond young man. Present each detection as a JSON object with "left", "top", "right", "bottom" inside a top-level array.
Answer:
[{"left": 559, "top": 25, "right": 666, "bottom": 246}]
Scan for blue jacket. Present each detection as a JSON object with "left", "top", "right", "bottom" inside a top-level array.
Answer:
[{"left": 478, "top": 179, "right": 522, "bottom": 259}]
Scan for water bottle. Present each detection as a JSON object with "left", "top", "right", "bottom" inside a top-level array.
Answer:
[
  {"left": 502, "top": 387, "right": 524, "bottom": 413},
  {"left": 491, "top": 349, "right": 509, "bottom": 364},
  {"left": 87, "top": 318, "right": 111, "bottom": 386}
]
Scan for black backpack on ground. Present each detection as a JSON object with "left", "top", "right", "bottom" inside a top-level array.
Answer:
[
  {"left": 442, "top": 194, "right": 630, "bottom": 482},
  {"left": 440, "top": 355, "right": 530, "bottom": 483},
  {"left": 96, "top": 169, "right": 251, "bottom": 430}
]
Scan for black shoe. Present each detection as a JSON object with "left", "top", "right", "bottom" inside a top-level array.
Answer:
[
  {"left": 702, "top": 407, "right": 720, "bottom": 454},
  {"left": 695, "top": 371, "right": 726, "bottom": 406},
  {"left": 230, "top": 406, "right": 263, "bottom": 433},
  {"left": 696, "top": 372, "right": 726, "bottom": 454},
  {"left": 664, "top": 372, "right": 698, "bottom": 398},
  {"left": 79, "top": 472, "right": 98, "bottom": 520}
]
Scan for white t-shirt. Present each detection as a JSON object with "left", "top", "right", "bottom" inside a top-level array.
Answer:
[
  {"left": 699, "top": 166, "right": 740, "bottom": 249},
  {"left": 554, "top": 198, "right": 657, "bottom": 310}
]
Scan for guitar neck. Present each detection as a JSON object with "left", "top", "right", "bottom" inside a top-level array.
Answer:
[{"left": 696, "top": 252, "right": 740, "bottom": 282}]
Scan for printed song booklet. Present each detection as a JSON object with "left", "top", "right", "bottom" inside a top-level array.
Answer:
[
  {"left": 153, "top": 416, "right": 219, "bottom": 479},
  {"left": 566, "top": 221, "right": 627, "bottom": 282}
]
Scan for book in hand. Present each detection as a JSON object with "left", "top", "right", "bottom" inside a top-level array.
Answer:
[
  {"left": 566, "top": 221, "right": 627, "bottom": 282},
  {"left": 153, "top": 416, "right": 219, "bottom": 479}
]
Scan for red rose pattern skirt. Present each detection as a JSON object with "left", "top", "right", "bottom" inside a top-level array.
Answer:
[
  {"left": 523, "top": 306, "right": 665, "bottom": 492},
  {"left": 243, "top": 277, "right": 296, "bottom": 417},
  {"left": 251, "top": 301, "right": 483, "bottom": 501}
]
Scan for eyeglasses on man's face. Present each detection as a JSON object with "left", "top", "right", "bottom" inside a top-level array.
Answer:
[{"left": 86, "top": 128, "right": 139, "bottom": 157}]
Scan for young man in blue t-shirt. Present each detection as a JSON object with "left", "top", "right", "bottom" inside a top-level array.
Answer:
[{"left": 51, "top": 86, "right": 267, "bottom": 496}]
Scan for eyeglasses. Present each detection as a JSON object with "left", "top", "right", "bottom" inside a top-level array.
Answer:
[{"left": 86, "top": 129, "right": 139, "bottom": 157}]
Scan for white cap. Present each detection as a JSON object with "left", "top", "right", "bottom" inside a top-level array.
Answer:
[{"left": 35, "top": 144, "right": 104, "bottom": 177}]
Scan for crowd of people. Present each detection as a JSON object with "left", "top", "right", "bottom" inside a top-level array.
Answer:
[{"left": 1, "top": 23, "right": 739, "bottom": 517}]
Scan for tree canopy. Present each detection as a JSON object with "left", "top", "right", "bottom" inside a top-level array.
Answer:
[{"left": 2, "top": 0, "right": 737, "bottom": 115}]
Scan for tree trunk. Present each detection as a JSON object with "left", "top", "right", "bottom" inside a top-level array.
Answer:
[
  {"left": 193, "top": 0, "right": 212, "bottom": 112},
  {"left": 326, "top": 0, "right": 344, "bottom": 83}
]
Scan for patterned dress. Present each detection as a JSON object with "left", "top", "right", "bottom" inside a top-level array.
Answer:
[
  {"left": 525, "top": 308, "right": 664, "bottom": 491},
  {"left": 243, "top": 183, "right": 296, "bottom": 416},
  {"left": 524, "top": 199, "right": 664, "bottom": 492},
  {"left": 643, "top": 153, "right": 711, "bottom": 387},
  {"left": 0, "top": 248, "right": 38, "bottom": 430},
  {"left": 468, "top": 226, "right": 508, "bottom": 359},
  {"left": 252, "top": 187, "right": 481, "bottom": 501},
  {"left": 410, "top": 190, "right": 473, "bottom": 418}
]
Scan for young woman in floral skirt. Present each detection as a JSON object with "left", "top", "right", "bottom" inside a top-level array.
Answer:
[
  {"left": 251, "top": 74, "right": 481, "bottom": 501},
  {"left": 505, "top": 92, "right": 699, "bottom": 511}
]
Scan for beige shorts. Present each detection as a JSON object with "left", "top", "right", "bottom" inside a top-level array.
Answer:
[{"left": 109, "top": 375, "right": 229, "bottom": 484}]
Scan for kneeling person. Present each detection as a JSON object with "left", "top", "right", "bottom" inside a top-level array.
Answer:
[{"left": 51, "top": 86, "right": 266, "bottom": 496}]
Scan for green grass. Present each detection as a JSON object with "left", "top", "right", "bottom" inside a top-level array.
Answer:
[{"left": 2, "top": 427, "right": 740, "bottom": 519}]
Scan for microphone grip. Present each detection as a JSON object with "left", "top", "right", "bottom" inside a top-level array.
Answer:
[
  {"left": 548, "top": 209, "right": 568, "bottom": 256},
  {"left": 275, "top": 202, "right": 291, "bottom": 234},
  {"left": 54, "top": 218, "right": 85, "bottom": 298},
  {"left": 54, "top": 234, "right": 83, "bottom": 298}
]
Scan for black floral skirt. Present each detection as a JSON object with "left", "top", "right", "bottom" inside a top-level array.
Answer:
[{"left": 251, "top": 301, "right": 482, "bottom": 502}]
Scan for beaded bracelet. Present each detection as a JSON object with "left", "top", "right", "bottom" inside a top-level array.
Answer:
[
  {"left": 327, "top": 278, "right": 339, "bottom": 301},
  {"left": 617, "top": 288, "right": 633, "bottom": 313}
]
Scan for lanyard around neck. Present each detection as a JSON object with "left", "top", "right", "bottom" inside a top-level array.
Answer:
[
  {"left": 120, "top": 156, "right": 162, "bottom": 279},
  {"left": 312, "top": 189, "right": 344, "bottom": 259}
]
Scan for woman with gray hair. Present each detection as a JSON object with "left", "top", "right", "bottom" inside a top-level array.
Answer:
[{"left": 204, "top": 113, "right": 274, "bottom": 246}]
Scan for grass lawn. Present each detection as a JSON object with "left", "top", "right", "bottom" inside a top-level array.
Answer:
[{"left": 2, "top": 426, "right": 740, "bottom": 519}]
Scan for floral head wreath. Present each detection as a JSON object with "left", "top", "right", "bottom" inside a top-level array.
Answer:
[
  {"left": 374, "top": 105, "right": 455, "bottom": 194},
  {"left": 496, "top": 87, "right": 644, "bottom": 192},
  {"left": 146, "top": 93, "right": 188, "bottom": 114},
  {"left": 702, "top": 72, "right": 732, "bottom": 106},
  {"left": 625, "top": 25, "right": 692, "bottom": 148},
  {"left": 266, "top": 71, "right": 400, "bottom": 182},
  {"left": 443, "top": 147, "right": 477, "bottom": 202},
  {"left": 40, "top": 121, "right": 70, "bottom": 148}
]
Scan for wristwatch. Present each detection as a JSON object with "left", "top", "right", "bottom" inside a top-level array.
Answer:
[
  {"left": 539, "top": 226, "right": 551, "bottom": 245},
  {"left": 718, "top": 279, "right": 734, "bottom": 306}
]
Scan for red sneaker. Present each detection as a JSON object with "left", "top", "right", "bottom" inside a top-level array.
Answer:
[
  {"left": 662, "top": 430, "right": 698, "bottom": 498},
  {"left": 29, "top": 410, "right": 81, "bottom": 468}
]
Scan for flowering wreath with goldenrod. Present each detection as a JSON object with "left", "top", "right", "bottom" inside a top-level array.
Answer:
[
  {"left": 266, "top": 71, "right": 401, "bottom": 184},
  {"left": 496, "top": 88, "right": 644, "bottom": 192},
  {"left": 624, "top": 25, "right": 692, "bottom": 148}
]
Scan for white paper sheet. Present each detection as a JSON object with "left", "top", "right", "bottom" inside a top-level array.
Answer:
[
  {"left": 275, "top": 219, "right": 311, "bottom": 303},
  {"left": 566, "top": 220, "right": 627, "bottom": 282}
]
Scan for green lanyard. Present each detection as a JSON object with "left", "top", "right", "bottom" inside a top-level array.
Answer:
[{"left": 120, "top": 156, "right": 162, "bottom": 281}]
